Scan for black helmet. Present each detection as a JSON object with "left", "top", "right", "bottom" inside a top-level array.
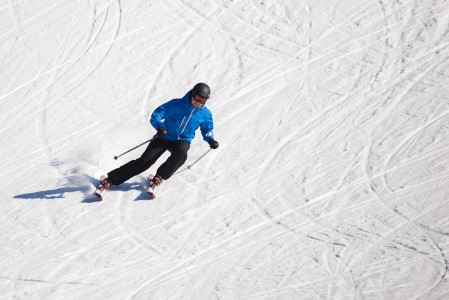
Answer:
[{"left": 191, "top": 83, "right": 210, "bottom": 99}]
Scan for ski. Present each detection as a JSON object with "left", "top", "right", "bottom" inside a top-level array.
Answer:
[
  {"left": 147, "top": 190, "right": 156, "bottom": 200},
  {"left": 92, "top": 174, "right": 158, "bottom": 201},
  {"left": 94, "top": 189, "right": 103, "bottom": 201}
]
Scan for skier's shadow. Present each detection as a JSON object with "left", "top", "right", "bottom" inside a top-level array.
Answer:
[
  {"left": 13, "top": 175, "right": 148, "bottom": 203},
  {"left": 14, "top": 186, "right": 87, "bottom": 200}
]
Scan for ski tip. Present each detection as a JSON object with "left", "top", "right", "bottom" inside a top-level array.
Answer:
[
  {"left": 147, "top": 191, "right": 156, "bottom": 200},
  {"left": 94, "top": 190, "right": 103, "bottom": 201}
]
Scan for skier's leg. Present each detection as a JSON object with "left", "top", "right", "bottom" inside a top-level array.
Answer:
[
  {"left": 156, "top": 140, "right": 190, "bottom": 180},
  {"left": 107, "top": 138, "right": 168, "bottom": 185}
]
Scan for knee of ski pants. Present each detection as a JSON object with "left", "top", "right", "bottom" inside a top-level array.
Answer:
[
  {"left": 172, "top": 141, "right": 190, "bottom": 160},
  {"left": 135, "top": 157, "right": 154, "bottom": 169}
]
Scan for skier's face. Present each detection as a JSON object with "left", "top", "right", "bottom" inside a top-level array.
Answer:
[{"left": 191, "top": 95, "right": 207, "bottom": 108}]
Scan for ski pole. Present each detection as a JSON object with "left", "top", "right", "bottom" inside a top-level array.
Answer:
[
  {"left": 187, "top": 149, "right": 212, "bottom": 169},
  {"left": 113, "top": 136, "right": 155, "bottom": 160},
  {"left": 175, "top": 149, "right": 212, "bottom": 175},
  {"left": 173, "top": 149, "right": 212, "bottom": 175}
]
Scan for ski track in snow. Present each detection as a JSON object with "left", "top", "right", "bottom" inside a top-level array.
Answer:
[{"left": 1, "top": 0, "right": 449, "bottom": 299}]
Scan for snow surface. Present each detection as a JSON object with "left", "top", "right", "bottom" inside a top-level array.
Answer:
[{"left": 1, "top": 0, "right": 449, "bottom": 299}]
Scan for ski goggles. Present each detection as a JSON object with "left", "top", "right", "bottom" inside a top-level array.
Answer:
[{"left": 192, "top": 94, "right": 208, "bottom": 105}]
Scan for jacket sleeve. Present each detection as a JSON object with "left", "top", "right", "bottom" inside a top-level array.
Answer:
[
  {"left": 150, "top": 100, "right": 172, "bottom": 130},
  {"left": 200, "top": 109, "right": 214, "bottom": 142}
]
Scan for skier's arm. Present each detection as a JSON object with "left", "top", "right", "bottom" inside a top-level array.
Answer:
[
  {"left": 150, "top": 101, "right": 171, "bottom": 130},
  {"left": 200, "top": 110, "right": 214, "bottom": 142}
]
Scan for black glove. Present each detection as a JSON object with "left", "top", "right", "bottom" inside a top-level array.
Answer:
[
  {"left": 208, "top": 139, "right": 219, "bottom": 149},
  {"left": 156, "top": 127, "right": 167, "bottom": 138}
]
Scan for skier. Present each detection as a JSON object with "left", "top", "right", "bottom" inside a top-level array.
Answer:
[{"left": 95, "top": 83, "right": 219, "bottom": 199}]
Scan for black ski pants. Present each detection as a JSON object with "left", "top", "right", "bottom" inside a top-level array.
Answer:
[{"left": 107, "top": 138, "right": 190, "bottom": 185}]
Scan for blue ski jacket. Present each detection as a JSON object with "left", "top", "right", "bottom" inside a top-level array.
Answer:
[{"left": 150, "top": 91, "right": 214, "bottom": 143}]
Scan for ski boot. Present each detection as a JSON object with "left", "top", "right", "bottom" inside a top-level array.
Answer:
[
  {"left": 147, "top": 174, "right": 163, "bottom": 199},
  {"left": 94, "top": 175, "right": 112, "bottom": 201}
]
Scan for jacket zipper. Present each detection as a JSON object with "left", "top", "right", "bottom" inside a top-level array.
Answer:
[
  {"left": 178, "top": 116, "right": 186, "bottom": 129},
  {"left": 178, "top": 109, "right": 195, "bottom": 139}
]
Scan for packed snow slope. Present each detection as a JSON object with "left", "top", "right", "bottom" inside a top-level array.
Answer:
[{"left": 1, "top": 0, "right": 449, "bottom": 299}]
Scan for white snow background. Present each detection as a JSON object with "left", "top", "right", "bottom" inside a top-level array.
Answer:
[{"left": 1, "top": 0, "right": 449, "bottom": 299}]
